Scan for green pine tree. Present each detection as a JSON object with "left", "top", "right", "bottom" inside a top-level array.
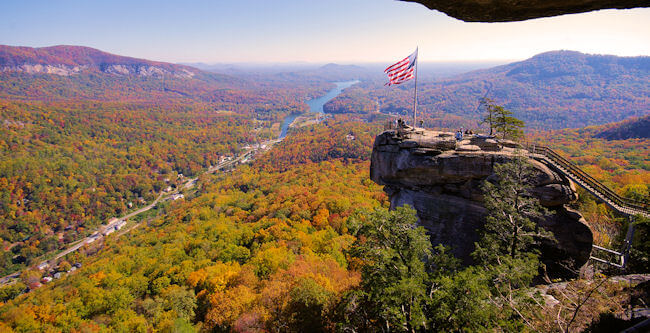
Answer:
[
  {"left": 346, "top": 206, "right": 432, "bottom": 332},
  {"left": 474, "top": 154, "right": 553, "bottom": 263},
  {"left": 480, "top": 98, "right": 525, "bottom": 139},
  {"left": 480, "top": 97, "right": 498, "bottom": 136},
  {"left": 472, "top": 154, "right": 555, "bottom": 330}
]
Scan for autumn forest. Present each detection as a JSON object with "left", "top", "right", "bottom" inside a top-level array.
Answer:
[{"left": 0, "top": 43, "right": 648, "bottom": 332}]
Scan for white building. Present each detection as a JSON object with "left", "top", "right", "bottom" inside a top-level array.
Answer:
[
  {"left": 115, "top": 220, "right": 127, "bottom": 230},
  {"left": 102, "top": 227, "right": 115, "bottom": 236}
]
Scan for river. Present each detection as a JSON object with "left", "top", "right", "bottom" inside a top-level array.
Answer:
[{"left": 279, "top": 80, "right": 359, "bottom": 139}]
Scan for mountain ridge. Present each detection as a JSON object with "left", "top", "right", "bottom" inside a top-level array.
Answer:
[
  {"left": 0, "top": 45, "right": 199, "bottom": 77},
  {"left": 324, "top": 50, "right": 650, "bottom": 129},
  {"left": 595, "top": 114, "right": 650, "bottom": 140},
  {"left": 0, "top": 45, "right": 255, "bottom": 102},
  {"left": 449, "top": 50, "right": 650, "bottom": 84}
]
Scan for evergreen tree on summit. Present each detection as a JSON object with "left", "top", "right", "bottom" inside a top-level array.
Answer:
[{"left": 480, "top": 98, "right": 525, "bottom": 140}]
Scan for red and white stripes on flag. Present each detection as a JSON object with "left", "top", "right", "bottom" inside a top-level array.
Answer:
[{"left": 384, "top": 48, "right": 418, "bottom": 86}]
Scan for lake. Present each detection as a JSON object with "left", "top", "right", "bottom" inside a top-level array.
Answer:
[{"left": 279, "top": 80, "right": 359, "bottom": 139}]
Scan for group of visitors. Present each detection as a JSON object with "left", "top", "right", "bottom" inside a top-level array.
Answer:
[
  {"left": 455, "top": 127, "right": 474, "bottom": 140},
  {"left": 392, "top": 118, "right": 475, "bottom": 141},
  {"left": 394, "top": 118, "right": 424, "bottom": 128}
]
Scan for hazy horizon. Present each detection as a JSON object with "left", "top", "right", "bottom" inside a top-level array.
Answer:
[
  {"left": 182, "top": 60, "right": 513, "bottom": 64},
  {"left": 1, "top": 0, "right": 649, "bottom": 64},
  {"left": 180, "top": 59, "right": 513, "bottom": 68}
]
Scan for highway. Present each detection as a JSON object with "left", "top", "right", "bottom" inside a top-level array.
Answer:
[{"left": 50, "top": 192, "right": 165, "bottom": 262}]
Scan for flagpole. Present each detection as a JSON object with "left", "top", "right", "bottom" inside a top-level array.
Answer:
[{"left": 413, "top": 47, "right": 418, "bottom": 128}]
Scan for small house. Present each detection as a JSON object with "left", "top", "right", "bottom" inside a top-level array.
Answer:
[
  {"left": 115, "top": 220, "right": 127, "bottom": 230},
  {"left": 28, "top": 282, "right": 42, "bottom": 290},
  {"left": 102, "top": 227, "right": 115, "bottom": 236}
]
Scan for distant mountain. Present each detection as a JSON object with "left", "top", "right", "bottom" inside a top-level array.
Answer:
[
  {"left": 492, "top": 50, "right": 649, "bottom": 81},
  {"left": 0, "top": 45, "right": 198, "bottom": 77},
  {"left": 275, "top": 63, "right": 376, "bottom": 82},
  {"left": 325, "top": 50, "right": 650, "bottom": 129},
  {"left": 0, "top": 45, "right": 244, "bottom": 101},
  {"left": 319, "top": 63, "right": 366, "bottom": 74},
  {"left": 181, "top": 62, "right": 322, "bottom": 75},
  {"left": 595, "top": 114, "right": 650, "bottom": 140},
  {"left": 185, "top": 61, "right": 501, "bottom": 81}
]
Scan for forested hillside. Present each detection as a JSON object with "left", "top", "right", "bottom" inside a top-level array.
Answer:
[
  {"left": 0, "top": 44, "right": 648, "bottom": 332},
  {"left": 0, "top": 100, "right": 257, "bottom": 275},
  {"left": 0, "top": 45, "right": 337, "bottom": 274},
  {"left": 324, "top": 51, "right": 650, "bottom": 129},
  {"left": 1, "top": 117, "right": 647, "bottom": 331},
  {"left": 0, "top": 119, "right": 388, "bottom": 331},
  {"left": 0, "top": 45, "right": 191, "bottom": 72},
  {"left": 595, "top": 114, "right": 650, "bottom": 140},
  {"left": 0, "top": 45, "right": 329, "bottom": 122},
  {"left": 529, "top": 120, "right": 649, "bottom": 247},
  {"left": 530, "top": 120, "right": 649, "bottom": 196}
]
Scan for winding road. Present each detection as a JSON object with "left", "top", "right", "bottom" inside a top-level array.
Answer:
[
  {"left": 1, "top": 83, "right": 352, "bottom": 286},
  {"left": 0, "top": 144, "right": 265, "bottom": 286}
]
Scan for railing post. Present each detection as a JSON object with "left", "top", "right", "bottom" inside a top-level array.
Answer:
[{"left": 622, "top": 215, "right": 636, "bottom": 269}]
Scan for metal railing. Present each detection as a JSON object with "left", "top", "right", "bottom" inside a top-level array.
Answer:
[
  {"left": 590, "top": 244, "right": 625, "bottom": 268},
  {"left": 525, "top": 144, "right": 649, "bottom": 217},
  {"left": 383, "top": 120, "right": 397, "bottom": 130},
  {"left": 524, "top": 143, "right": 648, "bottom": 268}
]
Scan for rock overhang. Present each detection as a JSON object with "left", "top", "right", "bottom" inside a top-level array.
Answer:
[{"left": 401, "top": 0, "right": 650, "bottom": 22}]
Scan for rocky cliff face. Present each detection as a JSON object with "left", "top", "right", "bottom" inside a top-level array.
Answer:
[
  {"left": 0, "top": 45, "right": 196, "bottom": 77},
  {"left": 370, "top": 128, "right": 593, "bottom": 278},
  {"left": 0, "top": 63, "right": 196, "bottom": 78}
]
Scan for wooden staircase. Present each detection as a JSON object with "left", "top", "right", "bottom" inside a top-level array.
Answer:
[{"left": 525, "top": 144, "right": 649, "bottom": 268}]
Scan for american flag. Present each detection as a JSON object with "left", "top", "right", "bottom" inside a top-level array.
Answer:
[{"left": 384, "top": 48, "right": 418, "bottom": 86}]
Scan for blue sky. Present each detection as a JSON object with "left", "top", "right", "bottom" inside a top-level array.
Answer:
[{"left": 1, "top": 0, "right": 649, "bottom": 63}]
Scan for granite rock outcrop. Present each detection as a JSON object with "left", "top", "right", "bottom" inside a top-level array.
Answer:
[{"left": 370, "top": 128, "right": 593, "bottom": 278}]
